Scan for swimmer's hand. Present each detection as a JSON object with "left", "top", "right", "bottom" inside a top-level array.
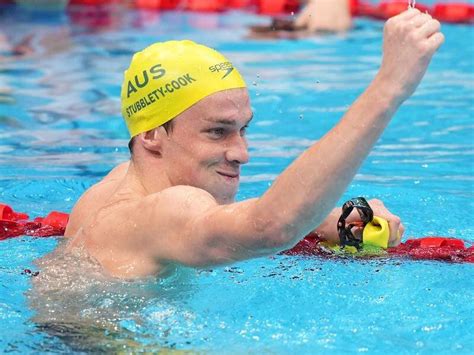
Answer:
[
  {"left": 315, "top": 199, "right": 405, "bottom": 247},
  {"left": 376, "top": 8, "right": 444, "bottom": 103},
  {"left": 362, "top": 199, "right": 404, "bottom": 247}
]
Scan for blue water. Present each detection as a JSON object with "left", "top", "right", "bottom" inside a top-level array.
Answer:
[{"left": 0, "top": 2, "right": 473, "bottom": 353}]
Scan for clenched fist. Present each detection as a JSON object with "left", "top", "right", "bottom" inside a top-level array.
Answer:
[{"left": 377, "top": 8, "right": 445, "bottom": 103}]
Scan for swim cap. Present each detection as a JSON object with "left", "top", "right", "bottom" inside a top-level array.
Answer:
[
  {"left": 363, "top": 216, "right": 390, "bottom": 249},
  {"left": 121, "top": 40, "right": 247, "bottom": 137}
]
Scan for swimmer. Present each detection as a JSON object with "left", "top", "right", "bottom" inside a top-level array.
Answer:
[
  {"left": 63, "top": 8, "right": 444, "bottom": 279},
  {"left": 295, "top": 0, "right": 352, "bottom": 33},
  {"left": 250, "top": 0, "right": 352, "bottom": 39},
  {"left": 0, "top": 33, "right": 34, "bottom": 61}
]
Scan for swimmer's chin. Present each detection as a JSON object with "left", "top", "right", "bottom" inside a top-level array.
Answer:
[{"left": 213, "top": 192, "right": 237, "bottom": 205}]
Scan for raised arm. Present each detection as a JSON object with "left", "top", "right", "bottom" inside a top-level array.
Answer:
[{"left": 142, "top": 9, "right": 443, "bottom": 268}]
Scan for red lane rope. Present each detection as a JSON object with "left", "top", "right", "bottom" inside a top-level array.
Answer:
[
  {"left": 1, "top": 202, "right": 473, "bottom": 263},
  {"left": 0, "top": 203, "right": 69, "bottom": 241},
  {"left": 67, "top": 0, "right": 474, "bottom": 25},
  {"left": 3, "top": 0, "right": 471, "bottom": 24},
  {"left": 284, "top": 233, "right": 474, "bottom": 263}
]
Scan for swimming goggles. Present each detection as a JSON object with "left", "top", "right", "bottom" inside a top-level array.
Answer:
[{"left": 337, "top": 197, "right": 373, "bottom": 250}]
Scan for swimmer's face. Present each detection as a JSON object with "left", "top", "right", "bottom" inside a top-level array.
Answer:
[{"left": 161, "top": 88, "right": 252, "bottom": 204}]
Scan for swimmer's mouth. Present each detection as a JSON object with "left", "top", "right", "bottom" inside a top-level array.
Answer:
[{"left": 217, "top": 171, "right": 239, "bottom": 179}]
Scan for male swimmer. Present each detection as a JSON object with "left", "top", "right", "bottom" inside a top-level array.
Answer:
[
  {"left": 64, "top": 8, "right": 444, "bottom": 279},
  {"left": 249, "top": 0, "right": 352, "bottom": 38}
]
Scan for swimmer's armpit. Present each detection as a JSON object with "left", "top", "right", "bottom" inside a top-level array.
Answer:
[
  {"left": 250, "top": 18, "right": 304, "bottom": 33},
  {"left": 248, "top": 0, "right": 352, "bottom": 39},
  {"left": 247, "top": 17, "right": 347, "bottom": 40},
  {"left": 248, "top": 18, "right": 309, "bottom": 40}
]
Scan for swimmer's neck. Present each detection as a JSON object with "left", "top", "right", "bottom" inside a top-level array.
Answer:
[{"left": 126, "top": 158, "right": 173, "bottom": 196}]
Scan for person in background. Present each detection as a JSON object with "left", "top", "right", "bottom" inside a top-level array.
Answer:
[
  {"left": 250, "top": 0, "right": 352, "bottom": 38},
  {"left": 296, "top": 0, "right": 352, "bottom": 32}
]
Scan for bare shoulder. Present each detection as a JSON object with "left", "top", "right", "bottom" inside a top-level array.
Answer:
[
  {"left": 65, "top": 161, "right": 130, "bottom": 237},
  {"left": 129, "top": 185, "right": 220, "bottom": 239},
  {"left": 74, "top": 184, "right": 218, "bottom": 249},
  {"left": 105, "top": 161, "right": 130, "bottom": 179},
  {"left": 145, "top": 185, "right": 218, "bottom": 216},
  {"left": 67, "top": 183, "right": 265, "bottom": 277},
  {"left": 70, "top": 185, "right": 219, "bottom": 277}
]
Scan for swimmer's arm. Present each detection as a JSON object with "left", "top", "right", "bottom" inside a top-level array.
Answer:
[
  {"left": 142, "top": 11, "right": 442, "bottom": 267},
  {"left": 251, "top": 9, "right": 442, "bottom": 248},
  {"left": 138, "top": 187, "right": 282, "bottom": 267}
]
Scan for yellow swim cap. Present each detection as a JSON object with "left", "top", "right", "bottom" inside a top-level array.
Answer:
[{"left": 121, "top": 40, "right": 247, "bottom": 137}]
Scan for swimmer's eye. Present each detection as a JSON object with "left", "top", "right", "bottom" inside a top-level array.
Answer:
[
  {"left": 206, "top": 128, "right": 226, "bottom": 139},
  {"left": 205, "top": 124, "right": 249, "bottom": 140}
]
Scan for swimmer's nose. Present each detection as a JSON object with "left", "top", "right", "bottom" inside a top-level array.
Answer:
[{"left": 225, "top": 134, "right": 249, "bottom": 165}]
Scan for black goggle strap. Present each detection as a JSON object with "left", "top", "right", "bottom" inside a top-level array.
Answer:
[{"left": 337, "top": 197, "right": 374, "bottom": 250}]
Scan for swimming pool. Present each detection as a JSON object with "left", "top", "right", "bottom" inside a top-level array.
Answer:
[{"left": 1, "top": 1, "right": 473, "bottom": 352}]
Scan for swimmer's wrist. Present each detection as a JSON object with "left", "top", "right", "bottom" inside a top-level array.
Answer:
[
  {"left": 370, "top": 73, "right": 406, "bottom": 108},
  {"left": 314, "top": 208, "right": 340, "bottom": 244}
]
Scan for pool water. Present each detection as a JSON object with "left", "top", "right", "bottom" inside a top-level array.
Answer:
[{"left": 1, "top": 1, "right": 473, "bottom": 353}]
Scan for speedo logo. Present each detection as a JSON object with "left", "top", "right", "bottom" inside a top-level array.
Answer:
[{"left": 209, "top": 62, "right": 234, "bottom": 79}]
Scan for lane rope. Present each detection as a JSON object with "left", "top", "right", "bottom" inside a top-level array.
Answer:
[{"left": 65, "top": 0, "right": 474, "bottom": 25}]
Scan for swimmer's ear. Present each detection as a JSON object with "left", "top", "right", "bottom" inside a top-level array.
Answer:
[{"left": 139, "top": 127, "right": 166, "bottom": 156}]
